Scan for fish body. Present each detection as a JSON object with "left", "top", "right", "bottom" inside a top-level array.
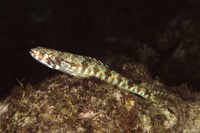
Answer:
[{"left": 30, "top": 46, "right": 167, "bottom": 103}]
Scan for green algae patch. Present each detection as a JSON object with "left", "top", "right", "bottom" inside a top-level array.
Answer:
[{"left": 0, "top": 64, "right": 200, "bottom": 132}]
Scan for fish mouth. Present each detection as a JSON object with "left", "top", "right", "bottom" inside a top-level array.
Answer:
[
  {"left": 30, "top": 49, "right": 36, "bottom": 57},
  {"left": 30, "top": 48, "right": 46, "bottom": 63}
]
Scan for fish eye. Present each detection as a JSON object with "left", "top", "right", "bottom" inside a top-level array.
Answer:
[{"left": 41, "top": 49, "right": 47, "bottom": 53}]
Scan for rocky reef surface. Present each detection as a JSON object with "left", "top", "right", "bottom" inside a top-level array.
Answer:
[{"left": 1, "top": 63, "right": 200, "bottom": 132}]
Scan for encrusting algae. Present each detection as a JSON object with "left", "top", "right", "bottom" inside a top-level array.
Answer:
[{"left": 0, "top": 62, "right": 200, "bottom": 132}]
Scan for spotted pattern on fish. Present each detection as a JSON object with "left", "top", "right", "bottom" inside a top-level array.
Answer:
[{"left": 30, "top": 46, "right": 167, "bottom": 103}]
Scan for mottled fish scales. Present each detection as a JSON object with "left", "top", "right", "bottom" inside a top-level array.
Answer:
[{"left": 30, "top": 46, "right": 167, "bottom": 103}]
